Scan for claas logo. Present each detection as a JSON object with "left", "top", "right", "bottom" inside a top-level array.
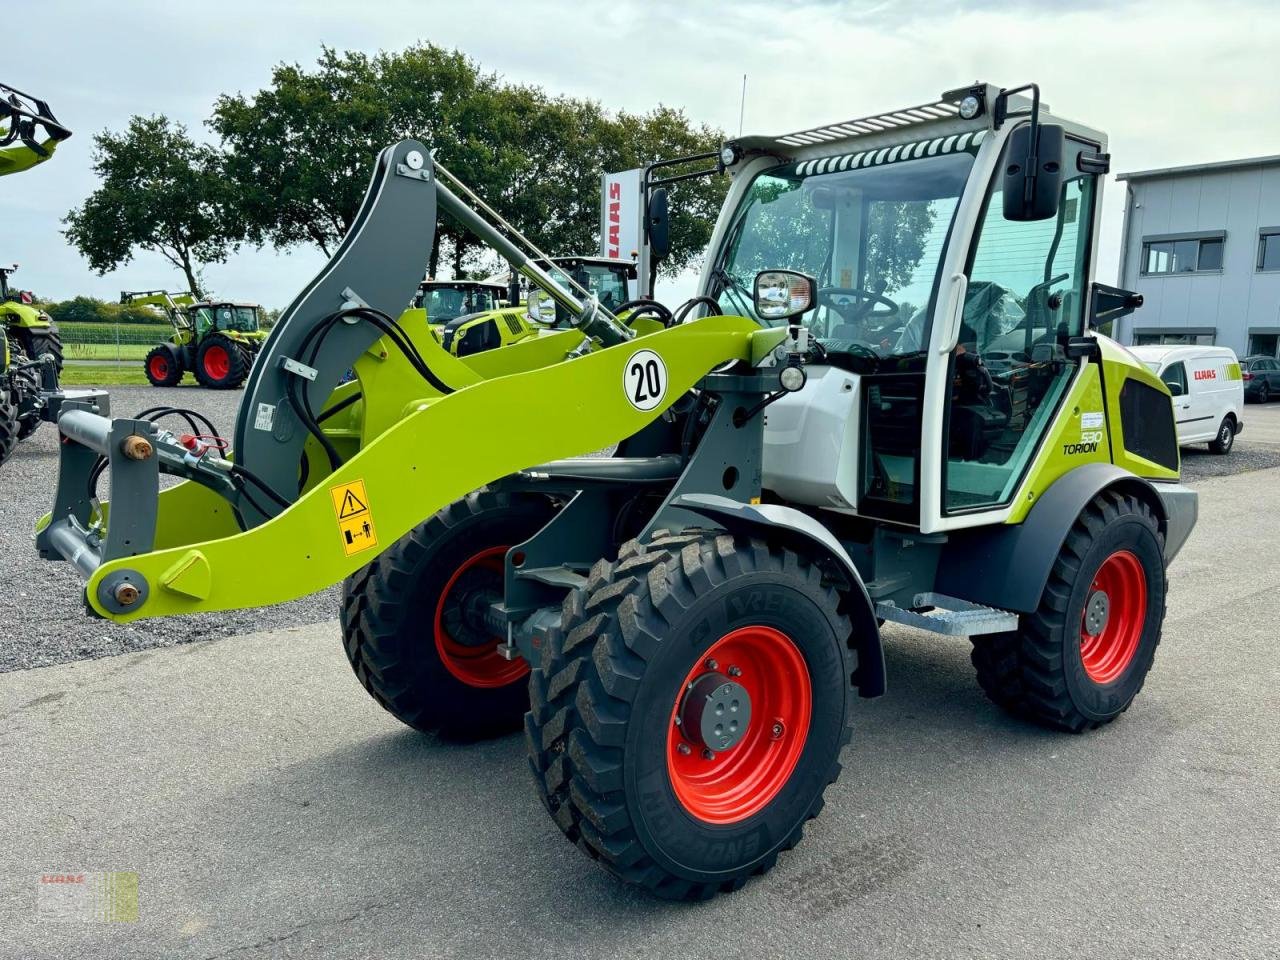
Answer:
[{"left": 1193, "top": 368, "right": 1217, "bottom": 381}]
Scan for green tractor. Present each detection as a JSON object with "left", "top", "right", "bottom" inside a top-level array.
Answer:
[
  {"left": 128, "top": 290, "right": 268, "bottom": 389},
  {"left": 40, "top": 83, "right": 1196, "bottom": 899},
  {"left": 0, "top": 82, "right": 69, "bottom": 466},
  {"left": 1, "top": 265, "right": 63, "bottom": 371}
]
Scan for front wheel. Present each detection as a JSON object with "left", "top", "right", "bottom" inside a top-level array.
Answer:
[
  {"left": 144, "top": 345, "right": 183, "bottom": 387},
  {"left": 970, "top": 491, "right": 1166, "bottom": 732},
  {"left": 341, "top": 488, "right": 557, "bottom": 738},
  {"left": 1208, "top": 417, "right": 1235, "bottom": 454},
  {"left": 527, "top": 530, "right": 853, "bottom": 900}
]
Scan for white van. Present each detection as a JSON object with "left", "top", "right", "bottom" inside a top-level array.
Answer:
[{"left": 1127, "top": 345, "right": 1245, "bottom": 454}]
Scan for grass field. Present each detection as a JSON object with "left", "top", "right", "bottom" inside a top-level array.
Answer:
[
  {"left": 63, "top": 342, "right": 154, "bottom": 361},
  {"left": 59, "top": 364, "right": 153, "bottom": 386}
]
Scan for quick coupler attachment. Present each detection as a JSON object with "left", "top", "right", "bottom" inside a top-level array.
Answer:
[{"left": 37, "top": 401, "right": 241, "bottom": 614}]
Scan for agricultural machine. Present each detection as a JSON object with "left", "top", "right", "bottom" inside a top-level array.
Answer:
[
  {"left": 0, "top": 83, "right": 69, "bottom": 465},
  {"left": 127, "top": 290, "right": 267, "bottom": 389},
  {"left": 37, "top": 83, "right": 1195, "bottom": 900}
]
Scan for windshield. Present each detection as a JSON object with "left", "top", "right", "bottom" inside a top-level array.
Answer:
[
  {"left": 191, "top": 305, "right": 259, "bottom": 335},
  {"left": 416, "top": 285, "right": 500, "bottom": 321},
  {"left": 712, "top": 150, "right": 974, "bottom": 362}
]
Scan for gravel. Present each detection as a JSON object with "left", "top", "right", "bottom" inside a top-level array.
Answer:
[
  {"left": 3, "top": 381, "right": 1276, "bottom": 673},
  {"left": 0, "top": 383, "right": 339, "bottom": 673}
]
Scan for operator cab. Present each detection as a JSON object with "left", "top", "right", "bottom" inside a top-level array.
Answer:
[
  {"left": 412, "top": 281, "right": 507, "bottom": 323},
  {"left": 704, "top": 85, "right": 1110, "bottom": 531},
  {"left": 190, "top": 302, "right": 261, "bottom": 338}
]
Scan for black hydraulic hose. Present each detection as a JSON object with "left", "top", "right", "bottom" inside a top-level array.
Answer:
[
  {"left": 615, "top": 299, "right": 674, "bottom": 327},
  {"left": 316, "top": 390, "right": 362, "bottom": 424},
  {"left": 672, "top": 296, "right": 723, "bottom": 326}
]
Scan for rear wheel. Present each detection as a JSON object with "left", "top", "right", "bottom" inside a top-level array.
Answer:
[
  {"left": 144, "top": 345, "right": 183, "bottom": 387},
  {"left": 0, "top": 393, "right": 17, "bottom": 467},
  {"left": 23, "top": 325, "right": 63, "bottom": 372},
  {"left": 1208, "top": 416, "right": 1235, "bottom": 454},
  {"left": 194, "top": 334, "right": 250, "bottom": 389},
  {"left": 970, "top": 490, "right": 1166, "bottom": 732},
  {"left": 1258, "top": 383, "right": 1270, "bottom": 404},
  {"left": 340, "top": 488, "right": 557, "bottom": 738},
  {"left": 526, "top": 530, "right": 853, "bottom": 899}
]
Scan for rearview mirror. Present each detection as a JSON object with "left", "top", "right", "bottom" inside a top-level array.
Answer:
[
  {"left": 754, "top": 270, "right": 815, "bottom": 322},
  {"left": 1002, "top": 122, "right": 1064, "bottom": 222},
  {"left": 647, "top": 188, "right": 670, "bottom": 261}
]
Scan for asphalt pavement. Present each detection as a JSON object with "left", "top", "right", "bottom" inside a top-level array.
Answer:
[{"left": 2, "top": 462, "right": 1277, "bottom": 959}]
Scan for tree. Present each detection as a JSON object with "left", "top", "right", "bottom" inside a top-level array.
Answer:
[
  {"left": 63, "top": 116, "right": 234, "bottom": 295},
  {"left": 209, "top": 44, "right": 727, "bottom": 280}
]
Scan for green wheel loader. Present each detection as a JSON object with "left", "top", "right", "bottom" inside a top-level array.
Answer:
[
  {"left": 0, "top": 82, "right": 70, "bottom": 466},
  {"left": 38, "top": 82, "right": 1196, "bottom": 900},
  {"left": 126, "top": 290, "right": 268, "bottom": 389}
]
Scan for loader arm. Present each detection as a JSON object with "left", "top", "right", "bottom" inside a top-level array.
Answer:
[
  {"left": 37, "top": 137, "right": 764, "bottom": 621},
  {"left": 73, "top": 316, "right": 757, "bottom": 621}
]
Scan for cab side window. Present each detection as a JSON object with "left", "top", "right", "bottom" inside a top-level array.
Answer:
[
  {"left": 1161, "top": 362, "right": 1188, "bottom": 395},
  {"left": 943, "top": 134, "right": 1099, "bottom": 512}
]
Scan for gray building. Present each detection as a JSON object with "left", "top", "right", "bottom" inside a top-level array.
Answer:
[{"left": 1115, "top": 154, "right": 1280, "bottom": 357}]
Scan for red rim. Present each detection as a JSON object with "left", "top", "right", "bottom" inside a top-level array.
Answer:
[
  {"left": 1079, "top": 549, "right": 1147, "bottom": 685},
  {"left": 667, "top": 626, "right": 811, "bottom": 825},
  {"left": 148, "top": 355, "right": 169, "bottom": 381},
  {"left": 203, "top": 345, "right": 230, "bottom": 381},
  {"left": 433, "top": 546, "right": 529, "bottom": 689}
]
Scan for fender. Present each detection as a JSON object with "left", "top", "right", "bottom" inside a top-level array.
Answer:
[
  {"left": 672, "top": 493, "right": 885, "bottom": 698},
  {"left": 935, "top": 462, "right": 1175, "bottom": 615}
]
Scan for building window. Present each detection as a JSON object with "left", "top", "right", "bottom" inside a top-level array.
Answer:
[
  {"left": 1259, "top": 230, "right": 1280, "bottom": 272},
  {"left": 1249, "top": 333, "right": 1279, "bottom": 357},
  {"left": 1141, "top": 235, "right": 1225, "bottom": 275},
  {"left": 1133, "top": 332, "right": 1216, "bottom": 346}
]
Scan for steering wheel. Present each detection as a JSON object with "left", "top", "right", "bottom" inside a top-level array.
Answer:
[{"left": 817, "top": 286, "right": 900, "bottom": 321}]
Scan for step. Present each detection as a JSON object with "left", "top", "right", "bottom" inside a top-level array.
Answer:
[{"left": 875, "top": 592, "right": 1019, "bottom": 637}]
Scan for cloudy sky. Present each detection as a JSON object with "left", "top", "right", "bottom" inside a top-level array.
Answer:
[{"left": 7, "top": 0, "right": 1279, "bottom": 308}]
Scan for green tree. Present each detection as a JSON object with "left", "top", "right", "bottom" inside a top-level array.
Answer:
[
  {"left": 210, "top": 44, "right": 726, "bottom": 280},
  {"left": 63, "top": 116, "right": 234, "bottom": 295}
]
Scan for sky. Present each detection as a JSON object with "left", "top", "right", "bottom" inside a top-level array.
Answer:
[{"left": 5, "top": 0, "right": 1280, "bottom": 310}]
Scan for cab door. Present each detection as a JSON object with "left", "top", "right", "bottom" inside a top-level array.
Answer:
[{"left": 934, "top": 129, "right": 1102, "bottom": 517}]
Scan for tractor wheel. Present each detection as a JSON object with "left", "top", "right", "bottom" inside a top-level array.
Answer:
[
  {"left": 0, "top": 393, "right": 18, "bottom": 468},
  {"left": 970, "top": 490, "right": 1166, "bottom": 733},
  {"left": 526, "top": 530, "right": 853, "bottom": 900},
  {"left": 23, "top": 324, "right": 63, "bottom": 372},
  {"left": 194, "top": 334, "right": 250, "bottom": 389},
  {"left": 144, "top": 345, "right": 183, "bottom": 387},
  {"left": 340, "top": 488, "right": 558, "bottom": 738}
]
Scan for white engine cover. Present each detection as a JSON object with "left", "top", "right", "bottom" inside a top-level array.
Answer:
[{"left": 762, "top": 365, "right": 862, "bottom": 509}]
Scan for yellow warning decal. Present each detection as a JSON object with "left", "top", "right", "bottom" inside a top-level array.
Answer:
[{"left": 329, "top": 479, "right": 378, "bottom": 556}]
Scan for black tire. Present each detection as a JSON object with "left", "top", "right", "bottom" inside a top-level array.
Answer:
[
  {"left": 0, "top": 392, "right": 17, "bottom": 468},
  {"left": 144, "top": 344, "right": 184, "bottom": 387},
  {"left": 23, "top": 324, "right": 63, "bottom": 373},
  {"left": 341, "top": 488, "right": 557, "bottom": 738},
  {"left": 1208, "top": 416, "right": 1235, "bottom": 455},
  {"left": 970, "top": 491, "right": 1166, "bottom": 733},
  {"left": 1258, "top": 383, "right": 1269, "bottom": 404},
  {"left": 194, "top": 333, "right": 251, "bottom": 389},
  {"left": 526, "top": 530, "right": 853, "bottom": 900}
]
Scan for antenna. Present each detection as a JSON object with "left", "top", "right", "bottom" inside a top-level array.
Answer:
[{"left": 738, "top": 74, "right": 747, "bottom": 135}]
